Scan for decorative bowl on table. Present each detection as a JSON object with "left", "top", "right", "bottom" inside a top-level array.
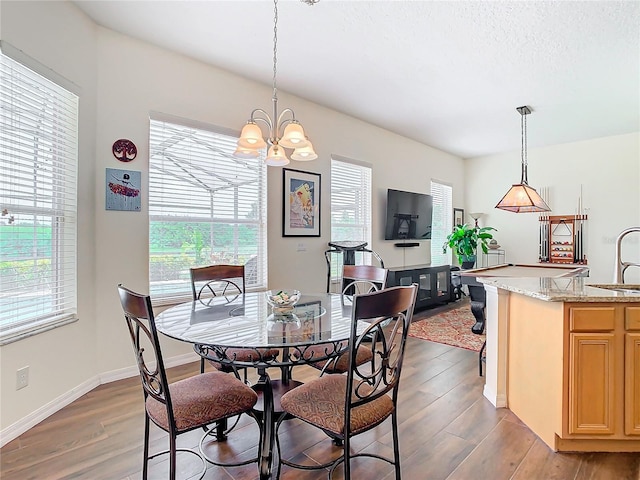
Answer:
[{"left": 265, "top": 289, "right": 300, "bottom": 311}]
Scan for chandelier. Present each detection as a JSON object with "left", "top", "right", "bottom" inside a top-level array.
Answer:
[
  {"left": 495, "top": 106, "right": 551, "bottom": 213},
  {"left": 235, "top": 0, "right": 319, "bottom": 166}
]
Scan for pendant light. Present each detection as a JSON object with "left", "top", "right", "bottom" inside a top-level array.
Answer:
[
  {"left": 495, "top": 106, "right": 551, "bottom": 213},
  {"left": 236, "top": 0, "right": 319, "bottom": 166}
]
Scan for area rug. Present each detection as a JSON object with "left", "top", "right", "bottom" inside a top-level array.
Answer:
[{"left": 408, "top": 304, "right": 485, "bottom": 352}]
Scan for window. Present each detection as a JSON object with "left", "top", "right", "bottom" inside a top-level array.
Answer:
[
  {"left": 149, "top": 116, "right": 267, "bottom": 302},
  {"left": 0, "top": 46, "right": 79, "bottom": 343},
  {"left": 329, "top": 156, "right": 372, "bottom": 286},
  {"left": 430, "top": 180, "right": 453, "bottom": 266}
]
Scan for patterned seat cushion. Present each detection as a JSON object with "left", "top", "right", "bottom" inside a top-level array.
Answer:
[
  {"left": 280, "top": 374, "right": 393, "bottom": 436},
  {"left": 209, "top": 347, "right": 279, "bottom": 364},
  {"left": 297, "top": 343, "right": 373, "bottom": 374},
  {"left": 146, "top": 371, "right": 257, "bottom": 432}
]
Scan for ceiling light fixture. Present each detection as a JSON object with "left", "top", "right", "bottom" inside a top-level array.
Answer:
[
  {"left": 495, "top": 106, "right": 551, "bottom": 213},
  {"left": 235, "top": 0, "right": 319, "bottom": 166}
]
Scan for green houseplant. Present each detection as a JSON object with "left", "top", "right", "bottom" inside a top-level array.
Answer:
[{"left": 443, "top": 223, "right": 496, "bottom": 269}]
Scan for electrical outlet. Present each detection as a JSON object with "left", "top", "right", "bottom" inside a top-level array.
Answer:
[{"left": 16, "top": 366, "right": 29, "bottom": 390}]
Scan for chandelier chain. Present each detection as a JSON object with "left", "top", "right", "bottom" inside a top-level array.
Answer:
[{"left": 272, "top": 0, "right": 279, "bottom": 99}]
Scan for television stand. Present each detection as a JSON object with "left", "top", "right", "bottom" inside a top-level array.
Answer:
[{"left": 386, "top": 264, "right": 451, "bottom": 311}]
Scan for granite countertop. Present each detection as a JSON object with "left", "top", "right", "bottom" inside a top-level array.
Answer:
[{"left": 478, "top": 276, "right": 640, "bottom": 302}]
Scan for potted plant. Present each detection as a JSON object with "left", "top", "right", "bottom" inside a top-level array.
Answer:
[{"left": 443, "top": 223, "right": 496, "bottom": 269}]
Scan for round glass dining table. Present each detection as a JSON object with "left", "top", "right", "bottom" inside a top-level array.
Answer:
[{"left": 155, "top": 291, "right": 365, "bottom": 480}]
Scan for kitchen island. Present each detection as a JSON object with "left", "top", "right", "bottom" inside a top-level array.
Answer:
[{"left": 480, "top": 276, "right": 640, "bottom": 452}]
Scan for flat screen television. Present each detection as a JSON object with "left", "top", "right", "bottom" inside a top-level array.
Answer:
[{"left": 384, "top": 189, "right": 433, "bottom": 241}]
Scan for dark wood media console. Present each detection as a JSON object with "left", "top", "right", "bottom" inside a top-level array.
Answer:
[{"left": 386, "top": 264, "right": 452, "bottom": 311}]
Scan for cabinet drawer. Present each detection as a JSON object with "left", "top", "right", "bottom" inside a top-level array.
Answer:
[
  {"left": 570, "top": 307, "right": 616, "bottom": 331},
  {"left": 626, "top": 307, "right": 640, "bottom": 331}
]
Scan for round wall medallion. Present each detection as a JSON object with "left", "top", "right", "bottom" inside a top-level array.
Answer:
[{"left": 112, "top": 139, "right": 137, "bottom": 162}]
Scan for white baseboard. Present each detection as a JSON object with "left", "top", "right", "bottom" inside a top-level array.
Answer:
[
  {"left": 0, "top": 352, "right": 200, "bottom": 448},
  {"left": 98, "top": 352, "right": 199, "bottom": 384}
]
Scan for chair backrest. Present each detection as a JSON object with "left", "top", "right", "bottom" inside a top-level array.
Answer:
[
  {"left": 190, "top": 264, "right": 245, "bottom": 301},
  {"left": 341, "top": 265, "right": 388, "bottom": 295},
  {"left": 117, "top": 285, "right": 176, "bottom": 428},
  {"left": 344, "top": 284, "right": 418, "bottom": 425}
]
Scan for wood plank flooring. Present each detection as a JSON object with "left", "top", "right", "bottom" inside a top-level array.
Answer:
[{"left": 2, "top": 304, "right": 639, "bottom": 480}]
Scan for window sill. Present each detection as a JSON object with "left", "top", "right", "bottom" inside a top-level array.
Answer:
[{"left": 0, "top": 315, "right": 79, "bottom": 346}]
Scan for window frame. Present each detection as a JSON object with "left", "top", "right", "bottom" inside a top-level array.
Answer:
[
  {"left": 430, "top": 179, "right": 454, "bottom": 266},
  {"left": 328, "top": 155, "right": 373, "bottom": 288},
  {"left": 148, "top": 113, "right": 268, "bottom": 305},
  {"left": 0, "top": 42, "right": 79, "bottom": 345}
]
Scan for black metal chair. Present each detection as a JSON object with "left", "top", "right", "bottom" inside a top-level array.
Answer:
[
  {"left": 190, "top": 264, "right": 279, "bottom": 383},
  {"left": 117, "top": 285, "right": 259, "bottom": 480},
  {"left": 296, "top": 264, "right": 389, "bottom": 375},
  {"left": 275, "top": 284, "right": 418, "bottom": 480}
]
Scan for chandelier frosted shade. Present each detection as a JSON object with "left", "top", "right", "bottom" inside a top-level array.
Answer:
[
  {"left": 233, "top": 145, "right": 260, "bottom": 159},
  {"left": 291, "top": 142, "right": 318, "bottom": 161},
  {"left": 238, "top": 122, "right": 268, "bottom": 149},
  {"left": 279, "top": 121, "right": 309, "bottom": 149},
  {"left": 495, "top": 183, "right": 550, "bottom": 213},
  {"left": 265, "top": 145, "right": 289, "bottom": 166}
]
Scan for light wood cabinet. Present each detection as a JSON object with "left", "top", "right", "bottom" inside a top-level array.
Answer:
[
  {"left": 625, "top": 306, "right": 640, "bottom": 435},
  {"left": 566, "top": 305, "right": 640, "bottom": 440},
  {"left": 569, "top": 332, "right": 616, "bottom": 434},
  {"left": 493, "top": 290, "right": 639, "bottom": 452}
]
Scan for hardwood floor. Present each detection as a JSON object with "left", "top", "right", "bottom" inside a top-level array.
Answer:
[{"left": 2, "top": 307, "right": 639, "bottom": 479}]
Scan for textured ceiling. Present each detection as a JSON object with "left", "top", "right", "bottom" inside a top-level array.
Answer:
[{"left": 73, "top": 0, "right": 640, "bottom": 159}]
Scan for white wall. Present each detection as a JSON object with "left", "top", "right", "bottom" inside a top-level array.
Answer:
[
  {"left": 465, "top": 132, "right": 640, "bottom": 284},
  {"left": 0, "top": 0, "right": 463, "bottom": 434},
  {"left": 0, "top": 1, "right": 98, "bottom": 433}
]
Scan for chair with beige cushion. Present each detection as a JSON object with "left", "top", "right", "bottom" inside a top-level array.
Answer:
[
  {"left": 275, "top": 284, "right": 418, "bottom": 480},
  {"left": 117, "top": 285, "right": 259, "bottom": 480},
  {"left": 190, "top": 264, "right": 279, "bottom": 382},
  {"left": 299, "top": 264, "right": 388, "bottom": 375}
]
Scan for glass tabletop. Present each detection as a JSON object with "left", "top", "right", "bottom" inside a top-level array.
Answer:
[{"left": 155, "top": 292, "right": 360, "bottom": 349}]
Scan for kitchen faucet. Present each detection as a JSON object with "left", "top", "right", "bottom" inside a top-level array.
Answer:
[{"left": 613, "top": 227, "right": 640, "bottom": 283}]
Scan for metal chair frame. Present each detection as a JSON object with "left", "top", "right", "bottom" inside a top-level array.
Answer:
[
  {"left": 117, "top": 285, "right": 260, "bottom": 480},
  {"left": 275, "top": 284, "right": 418, "bottom": 480},
  {"left": 302, "top": 265, "right": 389, "bottom": 377},
  {"left": 190, "top": 264, "right": 250, "bottom": 381}
]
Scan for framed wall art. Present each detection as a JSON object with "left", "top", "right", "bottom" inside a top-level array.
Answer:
[
  {"left": 282, "top": 168, "right": 321, "bottom": 237},
  {"left": 453, "top": 208, "right": 464, "bottom": 227},
  {"left": 106, "top": 168, "right": 141, "bottom": 211}
]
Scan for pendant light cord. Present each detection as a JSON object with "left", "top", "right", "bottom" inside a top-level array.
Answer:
[{"left": 521, "top": 109, "right": 528, "bottom": 185}]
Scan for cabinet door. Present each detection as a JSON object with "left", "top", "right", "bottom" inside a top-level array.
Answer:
[
  {"left": 625, "top": 333, "right": 640, "bottom": 436},
  {"left": 416, "top": 272, "right": 432, "bottom": 303},
  {"left": 569, "top": 333, "right": 616, "bottom": 435}
]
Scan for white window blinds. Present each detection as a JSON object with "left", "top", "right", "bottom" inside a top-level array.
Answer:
[
  {"left": 330, "top": 158, "right": 372, "bottom": 243},
  {"left": 0, "top": 49, "right": 79, "bottom": 343},
  {"left": 430, "top": 180, "right": 453, "bottom": 266},
  {"left": 329, "top": 157, "right": 372, "bottom": 285},
  {"left": 149, "top": 117, "right": 267, "bottom": 301}
]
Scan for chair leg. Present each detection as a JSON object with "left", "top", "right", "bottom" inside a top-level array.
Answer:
[
  {"left": 169, "top": 433, "right": 177, "bottom": 480},
  {"left": 392, "top": 410, "right": 401, "bottom": 480},
  {"left": 143, "top": 414, "right": 150, "bottom": 480},
  {"left": 199, "top": 356, "right": 205, "bottom": 374},
  {"left": 479, "top": 340, "right": 486, "bottom": 377},
  {"left": 343, "top": 434, "right": 351, "bottom": 480}
]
